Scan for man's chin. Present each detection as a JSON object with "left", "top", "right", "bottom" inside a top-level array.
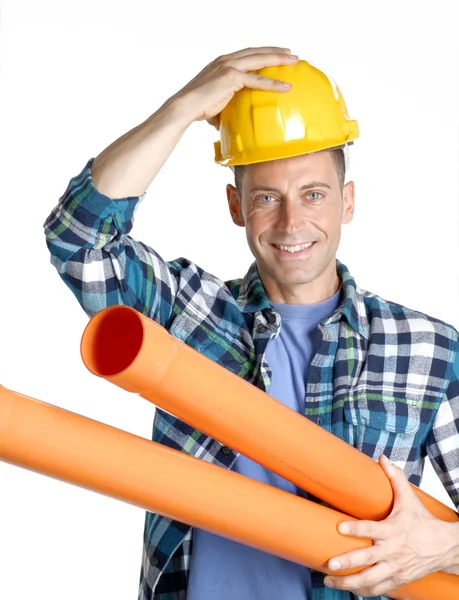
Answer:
[
  {"left": 269, "top": 267, "right": 317, "bottom": 287},
  {"left": 256, "top": 254, "right": 321, "bottom": 282}
]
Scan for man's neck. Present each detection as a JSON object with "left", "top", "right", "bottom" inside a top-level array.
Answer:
[{"left": 261, "top": 264, "right": 341, "bottom": 306}]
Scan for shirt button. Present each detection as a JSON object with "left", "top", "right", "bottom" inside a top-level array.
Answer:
[
  {"left": 268, "top": 313, "right": 277, "bottom": 324},
  {"left": 149, "top": 555, "right": 159, "bottom": 567},
  {"left": 257, "top": 325, "right": 268, "bottom": 334},
  {"left": 222, "top": 446, "right": 232, "bottom": 456}
]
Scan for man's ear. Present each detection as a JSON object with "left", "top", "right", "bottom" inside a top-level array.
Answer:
[
  {"left": 227, "top": 184, "right": 245, "bottom": 227},
  {"left": 342, "top": 180, "right": 355, "bottom": 225}
]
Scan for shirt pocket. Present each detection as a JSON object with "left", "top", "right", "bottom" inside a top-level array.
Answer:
[
  {"left": 344, "top": 392, "right": 422, "bottom": 433},
  {"left": 343, "top": 390, "right": 424, "bottom": 462}
]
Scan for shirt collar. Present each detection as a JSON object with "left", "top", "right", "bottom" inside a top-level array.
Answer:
[{"left": 234, "top": 260, "right": 369, "bottom": 339}]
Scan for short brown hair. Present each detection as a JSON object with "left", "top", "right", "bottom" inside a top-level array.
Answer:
[{"left": 234, "top": 147, "right": 346, "bottom": 195}]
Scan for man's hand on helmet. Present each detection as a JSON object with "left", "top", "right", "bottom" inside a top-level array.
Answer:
[{"left": 171, "top": 47, "right": 298, "bottom": 129}]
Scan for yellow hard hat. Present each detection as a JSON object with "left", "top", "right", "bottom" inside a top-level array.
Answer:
[{"left": 214, "top": 59, "right": 359, "bottom": 167}]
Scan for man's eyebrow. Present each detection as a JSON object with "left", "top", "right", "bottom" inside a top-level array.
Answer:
[{"left": 248, "top": 181, "right": 332, "bottom": 194}]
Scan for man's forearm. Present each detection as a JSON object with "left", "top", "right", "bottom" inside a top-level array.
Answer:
[{"left": 91, "top": 97, "right": 195, "bottom": 199}]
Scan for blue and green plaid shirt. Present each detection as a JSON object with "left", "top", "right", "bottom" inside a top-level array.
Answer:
[{"left": 44, "top": 159, "right": 459, "bottom": 600}]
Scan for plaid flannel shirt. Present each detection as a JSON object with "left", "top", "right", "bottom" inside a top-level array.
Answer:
[{"left": 44, "top": 159, "right": 459, "bottom": 600}]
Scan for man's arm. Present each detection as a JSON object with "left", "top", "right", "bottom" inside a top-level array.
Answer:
[
  {"left": 90, "top": 99, "right": 193, "bottom": 200},
  {"left": 90, "top": 47, "right": 298, "bottom": 199},
  {"left": 43, "top": 158, "right": 183, "bottom": 324},
  {"left": 44, "top": 48, "right": 298, "bottom": 320}
]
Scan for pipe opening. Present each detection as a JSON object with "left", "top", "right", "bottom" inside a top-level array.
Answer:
[{"left": 82, "top": 307, "right": 144, "bottom": 376}]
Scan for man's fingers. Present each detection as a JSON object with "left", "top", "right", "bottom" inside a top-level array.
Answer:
[
  {"left": 328, "top": 546, "right": 379, "bottom": 572},
  {"left": 216, "top": 46, "right": 292, "bottom": 62},
  {"left": 225, "top": 52, "right": 298, "bottom": 74},
  {"left": 241, "top": 71, "right": 293, "bottom": 92},
  {"left": 178, "top": 47, "right": 297, "bottom": 123},
  {"left": 324, "top": 562, "right": 397, "bottom": 596},
  {"left": 379, "top": 454, "right": 422, "bottom": 512},
  {"left": 338, "top": 519, "right": 388, "bottom": 540}
]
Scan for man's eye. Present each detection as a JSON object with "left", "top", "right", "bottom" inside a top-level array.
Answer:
[
  {"left": 258, "top": 195, "right": 275, "bottom": 203},
  {"left": 308, "top": 192, "right": 323, "bottom": 201}
]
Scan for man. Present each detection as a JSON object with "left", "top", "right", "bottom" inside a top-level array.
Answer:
[{"left": 43, "top": 47, "right": 459, "bottom": 600}]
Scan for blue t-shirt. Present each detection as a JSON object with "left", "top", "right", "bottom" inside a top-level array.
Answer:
[{"left": 187, "top": 289, "right": 342, "bottom": 600}]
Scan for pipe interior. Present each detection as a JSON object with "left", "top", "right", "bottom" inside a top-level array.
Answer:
[{"left": 85, "top": 308, "right": 144, "bottom": 376}]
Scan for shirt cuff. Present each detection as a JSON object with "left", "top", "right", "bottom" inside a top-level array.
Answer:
[{"left": 63, "top": 158, "right": 145, "bottom": 231}]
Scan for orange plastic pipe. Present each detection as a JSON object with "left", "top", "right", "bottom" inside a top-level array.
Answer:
[
  {"left": 80, "top": 305, "right": 459, "bottom": 525},
  {"left": 1, "top": 386, "right": 458, "bottom": 599},
  {"left": 0, "top": 384, "right": 368, "bottom": 573}
]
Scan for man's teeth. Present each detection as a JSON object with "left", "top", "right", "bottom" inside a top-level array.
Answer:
[{"left": 275, "top": 242, "right": 313, "bottom": 253}]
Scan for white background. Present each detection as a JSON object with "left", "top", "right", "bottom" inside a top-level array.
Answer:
[{"left": 0, "top": 0, "right": 458, "bottom": 598}]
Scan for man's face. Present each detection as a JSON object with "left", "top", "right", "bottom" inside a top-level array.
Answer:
[{"left": 227, "top": 150, "right": 355, "bottom": 302}]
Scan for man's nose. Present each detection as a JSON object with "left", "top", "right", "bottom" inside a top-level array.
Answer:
[{"left": 277, "top": 199, "right": 304, "bottom": 234}]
